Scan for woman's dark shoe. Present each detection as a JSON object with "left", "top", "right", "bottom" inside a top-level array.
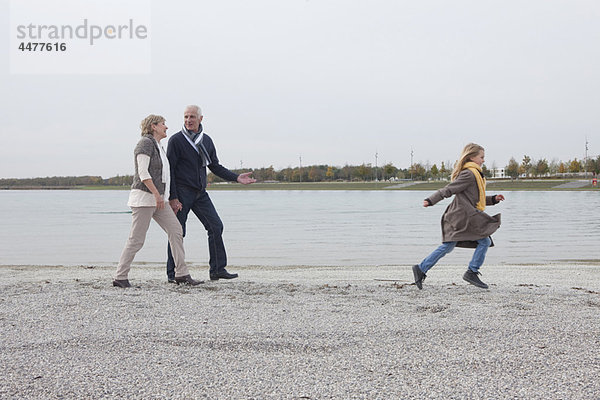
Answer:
[
  {"left": 412, "top": 265, "right": 426, "bottom": 290},
  {"left": 174, "top": 275, "right": 204, "bottom": 286},
  {"left": 112, "top": 279, "right": 131, "bottom": 288},
  {"left": 210, "top": 270, "right": 239, "bottom": 281},
  {"left": 463, "top": 270, "right": 489, "bottom": 289}
]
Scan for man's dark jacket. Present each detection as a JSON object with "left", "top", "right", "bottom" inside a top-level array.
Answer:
[{"left": 167, "top": 129, "right": 238, "bottom": 200}]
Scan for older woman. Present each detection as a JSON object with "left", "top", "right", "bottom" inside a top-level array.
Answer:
[{"left": 113, "top": 115, "right": 202, "bottom": 287}]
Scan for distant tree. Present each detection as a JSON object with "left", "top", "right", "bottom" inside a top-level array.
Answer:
[
  {"left": 584, "top": 157, "right": 598, "bottom": 175},
  {"left": 439, "top": 162, "right": 450, "bottom": 180},
  {"left": 593, "top": 156, "right": 600, "bottom": 175},
  {"left": 568, "top": 159, "right": 582, "bottom": 173},
  {"left": 411, "top": 163, "right": 427, "bottom": 180},
  {"left": 383, "top": 163, "right": 396, "bottom": 181},
  {"left": 277, "top": 167, "right": 294, "bottom": 182},
  {"left": 308, "top": 166, "right": 324, "bottom": 182},
  {"left": 558, "top": 162, "right": 567, "bottom": 174},
  {"left": 520, "top": 155, "right": 532, "bottom": 177},
  {"left": 340, "top": 165, "right": 353, "bottom": 181},
  {"left": 356, "top": 164, "right": 372, "bottom": 181},
  {"left": 505, "top": 158, "right": 519, "bottom": 179},
  {"left": 265, "top": 165, "right": 276, "bottom": 180},
  {"left": 291, "top": 168, "right": 304, "bottom": 182},
  {"left": 239, "top": 166, "right": 275, "bottom": 182},
  {"left": 430, "top": 164, "right": 439, "bottom": 180},
  {"left": 439, "top": 162, "right": 446, "bottom": 174},
  {"left": 326, "top": 166, "right": 335, "bottom": 180},
  {"left": 535, "top": 159, "right": 549, "bottom": 176},
  {"left": 105, "top": 175, "right": 133, "bottom": 186}
]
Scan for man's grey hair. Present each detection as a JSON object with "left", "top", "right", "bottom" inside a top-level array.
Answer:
[{"left": 185, "top": 105, "right": 202, "bottom": 116}]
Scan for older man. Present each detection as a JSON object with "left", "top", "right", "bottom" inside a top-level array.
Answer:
[{"left": 166, "top": 105, "right": 255, "bottom": 281}]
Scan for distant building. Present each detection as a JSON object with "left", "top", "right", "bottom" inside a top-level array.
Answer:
[{"left": 491, "top": 168, "right": 505, "bottom": 179}]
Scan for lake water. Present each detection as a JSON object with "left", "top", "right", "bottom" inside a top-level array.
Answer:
[{"left": 0, "top": 190, "right": 598, "bottom": 267}]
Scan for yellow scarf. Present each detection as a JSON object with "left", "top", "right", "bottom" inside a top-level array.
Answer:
[{"left": 463, "top": 162, "right": 486, "bottom": 211}]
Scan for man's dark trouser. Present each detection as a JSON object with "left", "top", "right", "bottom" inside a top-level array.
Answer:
[{"left": 167, "top": 187, "right": 226, "bottom": 280}]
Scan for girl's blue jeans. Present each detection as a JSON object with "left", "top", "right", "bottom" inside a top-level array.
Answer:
[{"left": 419, "top": 237, "right": 491, "bottom": 273}]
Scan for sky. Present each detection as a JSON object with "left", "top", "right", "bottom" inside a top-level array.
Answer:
[{"left": 1, "top": 0, "right": 599, "bottom": 179}]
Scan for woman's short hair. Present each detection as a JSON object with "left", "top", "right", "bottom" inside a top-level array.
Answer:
[{"left": 140, "top": 114, "right": 165, "bottom": 136}]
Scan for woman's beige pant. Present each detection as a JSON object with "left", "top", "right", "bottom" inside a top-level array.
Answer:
[{"left": 115, "top": 206, "right": 189, "bottom": 280}]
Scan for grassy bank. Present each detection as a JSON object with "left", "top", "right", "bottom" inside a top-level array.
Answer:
[{"left": 204, "top": 179, "right": 599, "bottom": 191}]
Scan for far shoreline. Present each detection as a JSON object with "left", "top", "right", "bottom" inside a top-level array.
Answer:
[{"left": 1, "top": 178, "right": 599, "bottom": 191}]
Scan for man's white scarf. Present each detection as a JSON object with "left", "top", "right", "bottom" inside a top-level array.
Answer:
[{"left": 182, "top": 126, "right": 211, "bottom": 166}]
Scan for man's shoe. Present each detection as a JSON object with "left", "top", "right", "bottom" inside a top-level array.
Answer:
[
  {"left": 113, "top": 279, "right": 131, "bottom": 288},
  {"left": 210, "top": 270, "right": 239, "bottom": 281},
  {"left": 174, "top": 275, "right": 204, "bottom": 286},
  {"left": 168, "top": 279, "right": 176, "bottom": 284},
  {"left": 463, "top": 270, "right": 489, "bottom": 289},
  {"left": 412, "top": 265, "right": 426, "bottom": 290}
]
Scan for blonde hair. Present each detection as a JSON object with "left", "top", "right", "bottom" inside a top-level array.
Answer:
[
  {"left": 451, "top": 143, "right": 484, "bottom": 181},
  {"left": 140, "top": 114, "right": 165, "bottom": 136}
]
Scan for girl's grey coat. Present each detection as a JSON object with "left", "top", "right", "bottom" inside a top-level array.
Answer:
[{"left": 427, "top": 169, "right": 501, "bottom": 244}]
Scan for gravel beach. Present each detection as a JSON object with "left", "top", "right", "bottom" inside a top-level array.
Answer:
[{"left": 1, "top": 264, "right": 599, "bottom": 399}]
